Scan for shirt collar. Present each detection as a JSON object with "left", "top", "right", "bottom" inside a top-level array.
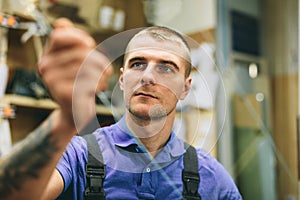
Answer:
[
  {"left": 113, "top": 115, "right": 137, "bottom": 147},
  {"left": 112, "top": 114, "right": 186, "bottom": 158}
]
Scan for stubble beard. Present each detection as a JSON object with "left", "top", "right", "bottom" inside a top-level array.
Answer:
[{"left": 127, "top": 103, "right": 175, "bottom": 122}]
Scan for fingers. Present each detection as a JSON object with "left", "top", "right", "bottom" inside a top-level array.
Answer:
[
  {"left": 39, "top": 18, "right": 96, "bottom": 76},
  {"left": 52, "top": 18, "right": 74, "bottom": 29},
  {"left": 42, "top": 18, "right": 95, "bottom": 56},
  {"left": 38, "top": 18, "right": 114, "bottom": 131},
  {"left": 45, "top": 28, "right": 95, "bottom": 54}
]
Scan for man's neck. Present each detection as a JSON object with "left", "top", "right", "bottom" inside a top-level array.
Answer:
[{"left": 126, "top": 112, "right": 175, "bottom": 157}]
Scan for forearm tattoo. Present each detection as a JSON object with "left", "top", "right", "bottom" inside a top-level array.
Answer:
[{"left": 0, "top": 118, "right": 59, "bottom": 198}]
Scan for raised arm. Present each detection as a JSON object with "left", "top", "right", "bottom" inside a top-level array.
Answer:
[{"left": 0, "top": 18, "right": 113, "bottom": 200}]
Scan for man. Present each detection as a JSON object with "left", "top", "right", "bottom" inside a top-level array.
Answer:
[{"left": 0, "top": 19, "right": 242, "bottom": 199}]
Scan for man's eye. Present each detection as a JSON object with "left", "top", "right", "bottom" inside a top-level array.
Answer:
[
  {"left": 132, "top": 62, "right": 146, "bottom": 69},
  {"left": 158, "top": 64, "right": 174, "bottom": 73}
]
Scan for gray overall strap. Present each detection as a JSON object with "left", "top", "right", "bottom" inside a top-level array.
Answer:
[
  {"left": 182, "top": 143, "right": 201, "bottom": 200},
  {"left": 82, "top": 134, "right": 105, "bottom": 200}
]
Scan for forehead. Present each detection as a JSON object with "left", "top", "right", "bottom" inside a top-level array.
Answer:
[{"left": 125, "top": 35, "right": 189, "bottom": 63}]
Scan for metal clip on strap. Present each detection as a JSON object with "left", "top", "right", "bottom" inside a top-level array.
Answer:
[
  {"left": 182, "top": 144, "right": 201, "bottom": 200},
  {"left": 84, "top": 164, "right": 106, "bottom": 199},
  {"left": 182, "top": 171, "right": 201, "bottom": 200}
]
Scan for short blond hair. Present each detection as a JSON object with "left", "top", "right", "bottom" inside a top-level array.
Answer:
[{"left": 125, "top": 26, "right": 192, "bottom": 77}]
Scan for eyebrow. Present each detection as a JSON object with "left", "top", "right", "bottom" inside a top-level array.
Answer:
[
  {"left": 160, "top": 60, "right": 179, "bottom": 71},
  {"left": 128, "top": 56, "right": 146, "bottom": 64},
  {"left": 127, "top": 56, "right": 180, "bottom": 71}
]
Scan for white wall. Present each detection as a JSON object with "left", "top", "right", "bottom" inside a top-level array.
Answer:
[{"left": 150, "top": 0, "right": 216, "bottom": 34}]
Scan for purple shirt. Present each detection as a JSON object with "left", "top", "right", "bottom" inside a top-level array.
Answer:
[{"left": 56, "top": 116, "right": 242, "bottom": 200}]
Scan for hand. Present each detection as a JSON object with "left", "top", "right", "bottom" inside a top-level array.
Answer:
[{"left": 38, "top": 18, "right": 113, "bottom": 132}]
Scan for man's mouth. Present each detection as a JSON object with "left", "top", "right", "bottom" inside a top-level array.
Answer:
[{"left": 135, "top": 92, "right": 157, "bottom": 99}]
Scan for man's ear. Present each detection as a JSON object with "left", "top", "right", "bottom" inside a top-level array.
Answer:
[
  {"left": 119, "top": 67, "right": 124, "bottom": 91},
  {"left": 179, "top": 77, "right": 192, "bottom": 100}
]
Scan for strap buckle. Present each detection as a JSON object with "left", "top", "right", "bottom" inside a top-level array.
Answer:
[
  {"left": 182, "top": 171, "right": 201, "bottom": 200},
  {"left": 84, "top": 164, "right": 105, "bottom": 199}
]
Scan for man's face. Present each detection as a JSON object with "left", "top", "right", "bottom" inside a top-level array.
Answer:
[{"left": 119, "top": 36, "right": 191, "bottom": 121}]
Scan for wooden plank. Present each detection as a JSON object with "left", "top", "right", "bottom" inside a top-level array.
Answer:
[
  {"left": 272, "top": 74, "right": 298, "bottom": 198},
  {"left": 1, "top": 94, "right": 114, "bottom": 115},
  {"left": 0, "top": 94, "right": 117, "bottom": 144},
  {"left": 187, "top": 28, "right": 215, "bottom": 48},
  {"left": 233, "top": 94, "right": 262, "bottom": 129}
]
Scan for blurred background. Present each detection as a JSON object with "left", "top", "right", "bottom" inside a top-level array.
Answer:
[{"left": 0, "top": 0, "right": 298, "bottom": 199}]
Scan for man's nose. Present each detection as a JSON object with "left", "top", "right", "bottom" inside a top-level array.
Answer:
[{"left": 141, "top": 64, "right": 156, "bottom": 85}]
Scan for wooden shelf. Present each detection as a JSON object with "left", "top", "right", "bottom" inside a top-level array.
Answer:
[
  {"left": 0, "top": 94, "right": 114, "bottom": 116},
  {"left": 0, "top": 94, "right": 118, "bottom": 143},
  {"left": 1, "top": 94, "right": 58, "bottom": 110}
]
